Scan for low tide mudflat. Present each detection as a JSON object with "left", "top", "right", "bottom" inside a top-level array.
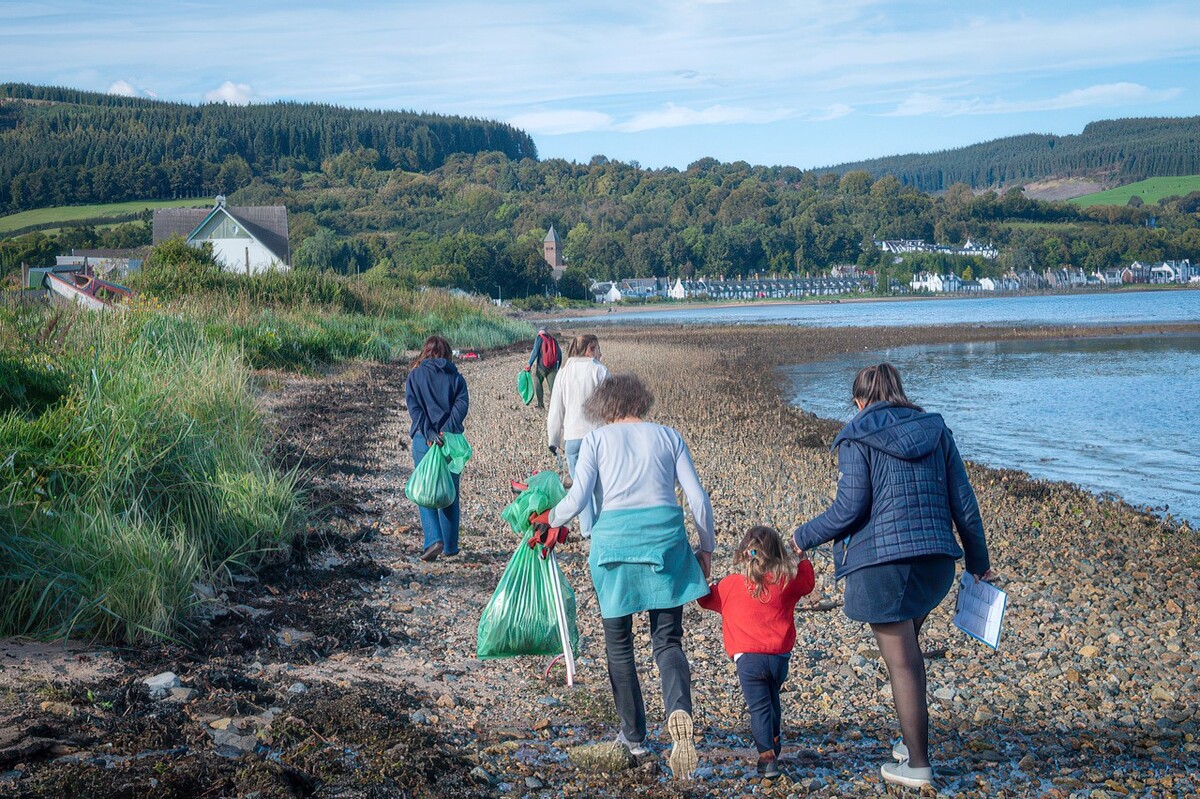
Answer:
[{"left": 2, "top": 322, "right": 1196, "bottom": 798}]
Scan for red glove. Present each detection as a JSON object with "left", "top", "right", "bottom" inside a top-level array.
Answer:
[{"left": 528, "top": 510, "right": 569, "bottom": 557}]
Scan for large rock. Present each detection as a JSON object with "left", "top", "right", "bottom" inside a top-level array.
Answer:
[
  {"left": 567, "top": 742, "right": 636, "bottom": 773},
  {"left": 142, "top": 671, "right": 182, "bottom": 698}
]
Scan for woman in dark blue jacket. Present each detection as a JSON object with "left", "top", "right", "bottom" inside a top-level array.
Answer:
[
  {"left": 405, "top": 335, "right": 469, "bottom": 562},
  {"left": 794, "top": 363, "right": 994, "bottom": 790}
]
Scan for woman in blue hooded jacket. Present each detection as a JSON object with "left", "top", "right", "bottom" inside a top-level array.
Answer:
[
  {"left": 794, "top": 363, "right": 994, "bottom": 790},
  {"left": 405, "top": 335, "right": 469, "bottom": 562}
]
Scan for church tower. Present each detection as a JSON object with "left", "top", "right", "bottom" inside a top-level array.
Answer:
[{"left": 543, "top": 226, "right": 564, "bottom": 280}]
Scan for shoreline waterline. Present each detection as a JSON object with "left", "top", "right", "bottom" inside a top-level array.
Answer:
[{"left": 600, "top": 320, "right": 1200, "bottom": 531}]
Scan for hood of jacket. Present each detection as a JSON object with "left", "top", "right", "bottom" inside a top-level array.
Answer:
[
  {"left": 832, "top": 401, "right": 946, "bottom": 461},
  {"left": 417, "top": 357, "right": 459, "bottom": 375}
]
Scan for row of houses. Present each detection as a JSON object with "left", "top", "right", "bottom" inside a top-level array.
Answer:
[
  {"left": 910, "top": 260, "right": 1197, "bottom": 293},
  {"left": 590, "top": 275, "right": 875, "bottom": 303},
  {"left": 877, "top": 238, "right": 999, "bottom": 259}
]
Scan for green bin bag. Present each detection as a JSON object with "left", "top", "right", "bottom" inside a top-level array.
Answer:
[
  {"left": 442, "top": 433, "right": 473, "bottom": 475},
  {"left": 476, "top": 532, "right": 580, "bottom": 659},
  {"left": 517, "top": 369, "right": 534, "bottom": 405},
  {"left": 501, "top": 471, "right": 567, "bottom": 537},
  {"left": 404, "top": 444, "right": 456, "bottom": 509}
]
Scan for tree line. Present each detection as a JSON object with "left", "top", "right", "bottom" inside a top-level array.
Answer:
[
  {"left": 821, "top": 116, "right": 1200, "bottom": 193},
  {"left": 0, "top": 83, "right": 537, "bottom": 212}
]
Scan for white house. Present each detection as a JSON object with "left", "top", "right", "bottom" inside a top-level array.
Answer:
[
  {"left": 668, "top": 278, "right": 687, "bottom": 300},
  {"left": 153, "top": 196, "right": 290, "bottom": 274}
]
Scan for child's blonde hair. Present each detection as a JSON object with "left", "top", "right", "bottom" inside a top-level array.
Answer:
[{"left": 733, "top": 525, "right": 797, "bottom": 600}]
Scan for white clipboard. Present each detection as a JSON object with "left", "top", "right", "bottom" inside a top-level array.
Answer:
[{"left": 952, "top": 573, "right": 1006, "bottom": 649}]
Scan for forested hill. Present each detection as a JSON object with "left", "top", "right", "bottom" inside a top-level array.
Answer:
[
  {"left": 0, "top": 83, "right": 537, "bottom": 212},
  {"left": 820, "top": 116, "right": 1200, "bottom": 193}
]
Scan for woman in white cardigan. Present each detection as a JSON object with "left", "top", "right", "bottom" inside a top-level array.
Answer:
[{"left": 546, "top": 334, "right": 609, "bottom": 534}]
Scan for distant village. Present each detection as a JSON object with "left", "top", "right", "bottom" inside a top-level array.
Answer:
[{"left": 570, "top": 231, "right": 1197, "bottom": 303}]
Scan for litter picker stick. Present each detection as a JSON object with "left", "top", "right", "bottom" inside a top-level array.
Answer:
[{"left": 546, "top": 551, "right": 576, "bottom": 687}]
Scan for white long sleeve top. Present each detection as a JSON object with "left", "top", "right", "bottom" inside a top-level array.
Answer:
[
  {"left": 549, "top": 421, "right": 715, "bottom": 552},
  {"left": 547, "top": 356, "right": 609, "bottom": 449}
]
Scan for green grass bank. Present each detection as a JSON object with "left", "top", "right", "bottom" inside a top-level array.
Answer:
[{"left": 0, "top": 245, "right": 531, "bottom": 643}]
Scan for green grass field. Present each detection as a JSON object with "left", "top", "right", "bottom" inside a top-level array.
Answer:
[
  {"left": 0, "top": 197, "right": 207, "bottom": 235},
  {"left": 1070, "top": 176, "right": 1200, "bottom": 207}
]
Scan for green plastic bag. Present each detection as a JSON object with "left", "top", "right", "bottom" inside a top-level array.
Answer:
[
  {"left": 476, "top": 532, "right": 580, "bottom": 659},
  {"left": 405, "top": 444, "right": 456, "bottom": 509},
  {"left": 442, "top": 433, "right": 473, "bottom": 475},
  {"left": 501, "top": 471, "right": 567, "bottom": 537},
  {"left": 517, "top": 369, "right": 534, "bottom": 405}
]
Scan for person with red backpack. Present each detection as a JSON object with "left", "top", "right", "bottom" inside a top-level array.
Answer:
[{"left": 525, "top": 328, "right": 561, "bottom": 409}]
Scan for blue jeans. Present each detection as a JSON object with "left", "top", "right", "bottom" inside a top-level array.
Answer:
[
  {"left": 736, "top": 653, "right": 790, "bottom": 754},
  {"left": 411, "top": 437, "right": 460, "bottom": 554},
  {"left": 564, "top": 439, "right": 596, "bottom": 535},
  {"left": 601, "top": 606, "right": 692, "bottom": 745}
]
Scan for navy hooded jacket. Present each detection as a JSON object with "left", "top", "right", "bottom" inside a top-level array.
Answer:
[
  {"left": 793, "top": 401, "right": 990, "bottom": 579},
  {"left": 405, "top": 358, "right": 469, "bottom": 443}
]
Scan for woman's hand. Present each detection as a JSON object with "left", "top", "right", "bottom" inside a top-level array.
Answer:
[
  {"left": 974, "top": 568, "right": 998, "bottom": 583},
  {"left": 695, "top": 550, "right": 712, "bottom": 580}
]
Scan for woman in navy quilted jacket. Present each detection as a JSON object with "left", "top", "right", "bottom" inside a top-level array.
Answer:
[{"left": 794, "top": 363, "right": 994, "bottom": 790}]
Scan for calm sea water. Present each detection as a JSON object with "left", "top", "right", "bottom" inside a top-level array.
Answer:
[
  {"left": 568, "top": 289, "right": 1200, "bottom": 327},
  {"left": 783, "top": 334, "right": 1200, "bottom": 524}
]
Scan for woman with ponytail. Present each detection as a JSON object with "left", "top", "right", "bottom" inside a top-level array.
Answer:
[{"left": 793, "top": 363, "right": 994, "bottom": 789}]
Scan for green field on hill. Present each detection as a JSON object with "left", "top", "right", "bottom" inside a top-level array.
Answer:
[
  {"left": 1070, "top": 176, "right": 1200, "bottom": 207},
  {"left": 0, "top": 197, "right": 206, "bottom": 235}
]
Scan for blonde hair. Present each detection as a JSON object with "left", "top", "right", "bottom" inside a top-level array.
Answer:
[{"left": 734, "top": 526, "right": 797, "bottom": 600}]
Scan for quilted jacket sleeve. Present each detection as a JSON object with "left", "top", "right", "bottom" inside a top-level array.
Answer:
[
  {"left": 945, "top": 432, "right": 990, "bottom": 576},
  {"left": 793, "top": 440, "right": 871, "bottom": 551}
]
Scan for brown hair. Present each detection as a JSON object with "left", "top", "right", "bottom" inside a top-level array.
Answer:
[
  {"left": 411, "top": 335, "right": 452, "bottom": 369},
  {"left": 583, "top": 373, "right": 654, "bottom": 423},
  {"left": 734, "top": 526, "right": 797, "bottom": 600},
  {"left": 567, "top": 334, "right": 600, "bottom": 358},
  {"left": 851, "top": 363, "right": 923, "bottom": 411}
]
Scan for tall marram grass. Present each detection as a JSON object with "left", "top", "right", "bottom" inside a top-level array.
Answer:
[{"left": 0, "top": 306, "right": 302, "bottom": 643}]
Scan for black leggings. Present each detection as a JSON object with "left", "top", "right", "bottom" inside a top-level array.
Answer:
[{"left": 870, "top": 613, "right": 931, "bottom": 768}]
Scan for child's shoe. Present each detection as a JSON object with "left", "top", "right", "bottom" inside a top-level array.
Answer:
[{"left": 755, "top": 753, "right": 782, "bottom": 779}]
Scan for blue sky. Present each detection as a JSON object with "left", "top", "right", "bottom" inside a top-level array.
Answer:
[{"left": 4, "top": 1, "right": 1199, "bottom": 170}]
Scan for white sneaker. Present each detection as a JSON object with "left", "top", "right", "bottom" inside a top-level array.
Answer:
[
  {"left": 892, "top": 739, "right": 909, "bottom": 762},
  {"left": 880, "top": 760, "right": 934, "bottom": 789},
  {"left": 666, "top": 710, "right": 697, "bottom": 780},
  {"left": 615, "top": 731, "right": 649, "bottom": 757}
]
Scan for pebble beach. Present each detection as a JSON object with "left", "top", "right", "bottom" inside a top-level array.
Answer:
[{"left": 418, "top": 321, "right": 1200, "bottom": 797}]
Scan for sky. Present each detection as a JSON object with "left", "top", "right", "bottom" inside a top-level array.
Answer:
[{"left": 4, "top": 0, "right": 1200, "bottom": 171}]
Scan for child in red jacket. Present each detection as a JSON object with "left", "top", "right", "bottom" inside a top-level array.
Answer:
[{"left": 698, "top": 525, "right": 815, "bottom": 778}]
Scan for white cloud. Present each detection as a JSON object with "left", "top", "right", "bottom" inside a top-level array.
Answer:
[
  {"left": 106, "top": 80, "right": 138, "bottom": 97},
  {"left": 887, "top": 82, "right": 1182, "bottom": 117},
  {"left": 508, "top": 110, "right": 613, "bottom": 135},
  {"left": 204, "top": 81, "right": 255, "bottom": 105},
  {"left": 618, "top": 103, "right": 792, "bottom": 132},
  {"left": 812, "top": 103, "right": 854, "bottom": 121}
]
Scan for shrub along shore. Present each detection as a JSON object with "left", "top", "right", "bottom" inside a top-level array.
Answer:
[{"left": 0, "top": 255, "right": 532, "bottom": 643}]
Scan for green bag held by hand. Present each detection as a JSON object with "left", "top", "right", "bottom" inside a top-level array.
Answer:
[
  {"left": 477, "top": 532, "right": 580, "bottom": 659},
  {"left": 442, "top": 433, "right": 472, "bottom": 475},
  {"left": 517, "top": 369, "right": 534, "bottom": 405},
  {"left": 501, "top": 471, "right": 567, "bottom": 537},
  {"left": 405, "top": 444, "right": 456, "bottom": 509}
]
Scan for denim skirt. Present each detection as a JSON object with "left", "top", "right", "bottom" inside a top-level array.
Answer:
[{"left": 843, "top": 555, "right": 956, "bottom": 624}]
